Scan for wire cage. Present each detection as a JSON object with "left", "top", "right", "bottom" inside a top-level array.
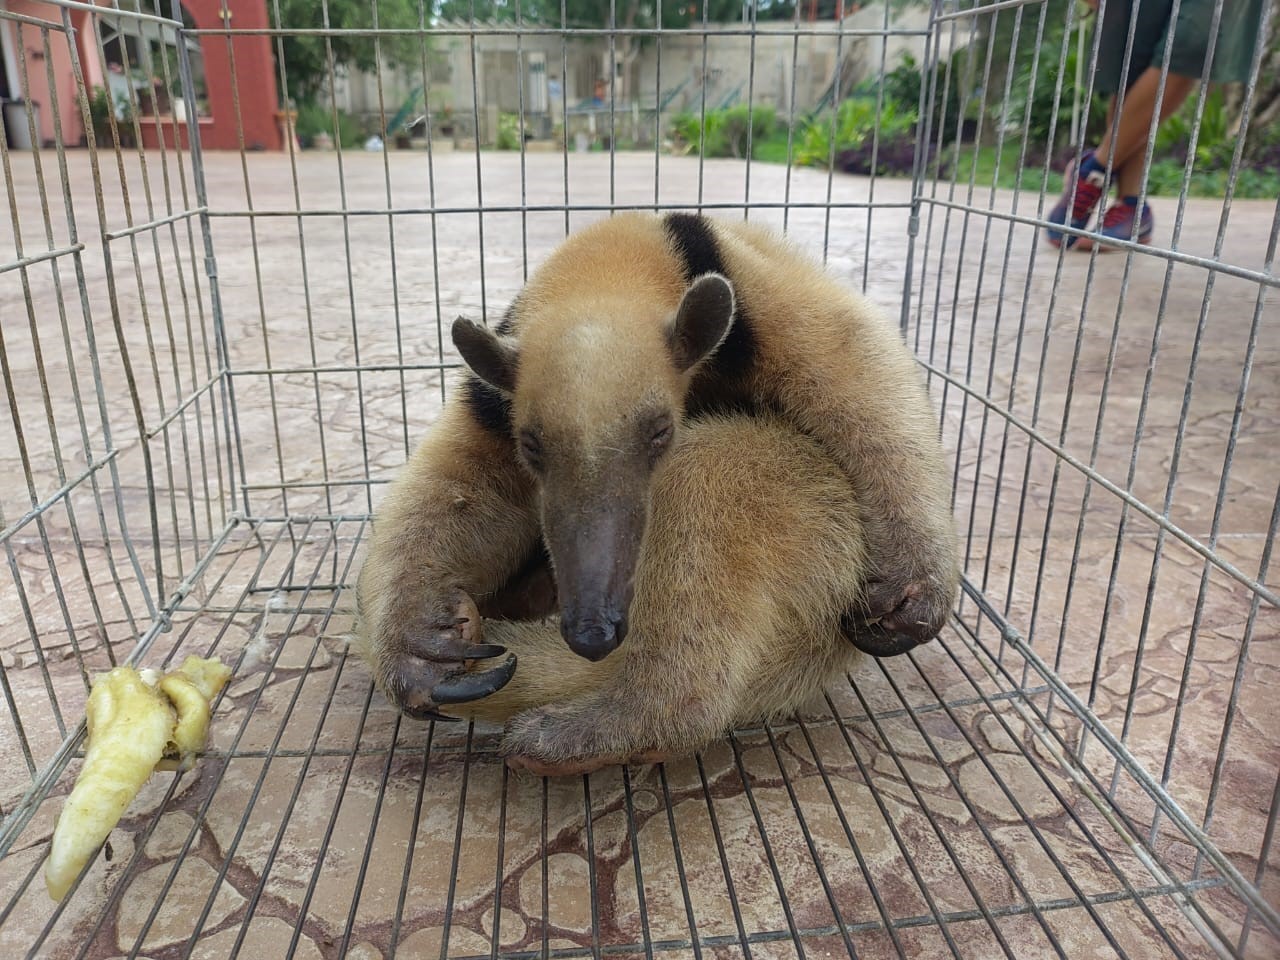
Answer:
[{"left": 0, "top": 0, "right": 1276, "bottom": 957}]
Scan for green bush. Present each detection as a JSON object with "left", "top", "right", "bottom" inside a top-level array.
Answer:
[
  {"left": 85, "top": 85, "right": 135, "bottom": 146},
  {"left": 496, "top": 112, "right": 522, "bottom": 150},
  {"left": 719, "top": 104, "right": 776, "bottom": 158},
  {"left": 294, "top": 101, "right": 364, "bottom": 148},
  {"left": 1154, "top": 86, "right": 1233, "bottom": 170},
  {"left": 881, "top": 56, "right": 922, "bottom": 114},
  {"left": 881, "top": 52, "right": 963, "bottom": 144},
  {"left": 671, "top": 105, "right": 777, "bottom": 159},
  {"left": 87, "top": 85, "right": 113, "bottom": 127},
  {"left": 1009, "top": 33, "right": 1108, "bottom": 153},
  {"left": 672, "top": 110, "right": 722, "bottom": 155},
  {"left": 794, "top": 96, "right": 917, "bottom": 170},
  {"left": 1243, "top": 117, "right": 1280, "bottom": 169}
]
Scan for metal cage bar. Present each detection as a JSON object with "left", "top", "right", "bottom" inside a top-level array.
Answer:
[{"left": 0, "top": 1, "right": 1276, "bottom": 957}]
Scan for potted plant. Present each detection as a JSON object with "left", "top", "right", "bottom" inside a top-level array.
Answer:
[
  {"left": 116, "top": 93, "right": 136, "bottom": 147},
  {"left": 84, "top": 86, "right": 138, "bottom": 148},
  {"left": 87, "top": 85, "right": 113, "bottom": 146},
  {"left": 163, "top": 49, "right": 188, "bottom": 122},
  {"left": 132, "top": 66, "right": 156, "bottom": 118}
]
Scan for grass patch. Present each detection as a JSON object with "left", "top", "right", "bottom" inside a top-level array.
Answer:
[
  {"left": 943, "top": 143, "right": 1065, "bottom": 196},
  {"left": 1142, "top": 159, "right": 1280, "bottom": 199},
  {"left": 751, "top": 130, "right": 794, "bottom": 164},
  {"left": 745, "top": 133, "right": 1279, "bottom": 202},
  {"left": 938, "top": 143, "right": 1280, "bottom": 200}
]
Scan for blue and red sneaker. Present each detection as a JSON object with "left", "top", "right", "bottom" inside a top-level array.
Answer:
[
  {"left": 1081, "top": 197, "right": 1155, "bottom": 250},
  {"left": 1046, "top": 150, "right": 1107, "bottom": 249}
]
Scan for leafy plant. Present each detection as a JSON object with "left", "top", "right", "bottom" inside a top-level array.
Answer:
[
  {"left": 496, "top": 112, "right": 522, "bottom": 150},
  {"left": 1007, "top": 31, "right": 1108, "bottom": 154},
  {"left": 672, "top": 110, "right": 719, "bottom": 155},
  {"left": 719, "top": 104, "right": 776, "bottom": 158},
  {"left": 87, "top": 85, "right": 113, "bottom": 128},
  {"left": 946, "top": 144, "right": 1277, "bottom": 200},
  {"left": 294, "top": 101, "right": 364, "bottom": 148},
  {"left": 85, "top": 85, "right": 134, "bottom": 146},
  {"left": 1154, "top": 86, "right": 1233, "bottom": 170},
  {"left": 671, "top": 105, "right": 778, "bottom": 159},
  {"left": 1142, "top": 156, "right": 1279, "bottom": 198},
  {"left": 880, "top": 52, "right": 964, "bottom": 145},
  {"left": 794, "top": 96, "right": 917, "bottom": 172},
  {"left": 881, "top": 55, "right": 919, "bottom": 109},
  {"left": 1242, "top": 118, "right": 1280, "bottom": 171}
]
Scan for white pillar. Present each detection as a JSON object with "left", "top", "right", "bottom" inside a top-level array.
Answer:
[{"left": 0, "top": 3, "right": 23, "bottom": 105}]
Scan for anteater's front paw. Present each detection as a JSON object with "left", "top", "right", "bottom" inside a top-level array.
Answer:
[
  {"left": 374, "top": 588, "right": 516, "bottom": 721},
  {"left": 845, "top": 552, "right": 958, "bottom": 658}
]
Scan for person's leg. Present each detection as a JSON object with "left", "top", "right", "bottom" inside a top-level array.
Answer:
[
  {"left": 1113, "top": 154, "right": 1145, "bottom": 201},
  {"left": 1080, "top": 68, "right": 1197, "bottom": 248},
  {"left": 1049, "top": 66, "right": 1196, "bottom": 249},
  {"left": 1095, "top": 66, "right": 1197, "bottom": 178}
]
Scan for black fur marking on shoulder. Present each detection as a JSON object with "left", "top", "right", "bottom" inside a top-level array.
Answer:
[
  {"left": 460, "top": 376, "right": 513, "bottom": 435},
  {"left": 495, "top": 297, "right": 521, "bottom": 336},
  {"left": 664, "top": 213, "right": 726, "bottom": 280},
  {"left": 663, "top": 212, "right": 759, "bottom": 385},
  {"left": 710, "top": 302, "right": 758, "bottom": 382},
  {"left": 684, "top": 394, "right": 765, "bottom": 421}
]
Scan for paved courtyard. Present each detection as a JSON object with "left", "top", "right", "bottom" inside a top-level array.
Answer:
[{"left": 0, "top": 148, "right": 1276, "bottom": 958}]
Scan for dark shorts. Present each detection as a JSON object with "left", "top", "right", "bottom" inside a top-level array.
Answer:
[{"left": 1094, "top": 0, "right": 1266, "bottom": 94}]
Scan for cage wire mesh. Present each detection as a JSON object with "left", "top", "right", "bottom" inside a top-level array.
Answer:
[{"left": 0, "top": 0, "right": 1276, "bottom": 957}]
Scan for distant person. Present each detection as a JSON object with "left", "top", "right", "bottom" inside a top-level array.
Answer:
[{"left": 1047, "top": 0, "right": 1264, "bottom": 250}]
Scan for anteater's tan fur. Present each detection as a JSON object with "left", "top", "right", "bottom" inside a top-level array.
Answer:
[
  {"left": 355, "top": 213, "right": 958, "bottom": 772},
  {"left": 445, "top": 414, "right": 867, "bottom": 769}
]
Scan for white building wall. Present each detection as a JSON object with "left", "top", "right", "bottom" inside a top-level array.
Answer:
[{"left": 325, "top": 6, "right": 947, "bottom": 142}]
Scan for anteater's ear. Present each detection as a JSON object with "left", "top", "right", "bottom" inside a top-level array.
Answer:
[
  {"left": 452, "top": 316, "right": 519, "bottom": 394},
  {"left": 666, "top": 273, "right": 736, "bottom": 373}
]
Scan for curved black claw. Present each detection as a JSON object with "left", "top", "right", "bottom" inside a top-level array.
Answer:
[
  {"left": 433, "top": 655, "right": 518, "bottom": 704},
  {"left": 840, "top": 612, "right": 932, "bottom": 658},
  {"left": 464, "top": 643, "right": 508, "bottom": 660},
  {"left": 403, "top": 704, "right": 463, "bottom": 723}
]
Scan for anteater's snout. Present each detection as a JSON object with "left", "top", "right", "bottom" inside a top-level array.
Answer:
[{"left": 561, "top": 609, "right": 629, "bottom": 662}]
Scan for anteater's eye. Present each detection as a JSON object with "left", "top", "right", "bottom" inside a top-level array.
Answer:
[
  {"left": 649, "top": 418, "right": 674, "bottom": 455},
  {"left": 519, "top": 431, "right": 544, "bottom": 471}
]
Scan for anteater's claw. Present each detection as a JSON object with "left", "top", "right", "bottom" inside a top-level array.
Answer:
[
  {"left": 403, "top": 704, "right": 462, "bottom": 723},
  {"left": 433, "top": 656, "right": 518, "bottom": 704}
]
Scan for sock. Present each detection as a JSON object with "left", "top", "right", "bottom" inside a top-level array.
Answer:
[
  {"left": 1121, "top": 195, "right": 1140, "bottom": 207},
  {"left": 1079, "top": 152, "right": 1105, "bottom": 179}
]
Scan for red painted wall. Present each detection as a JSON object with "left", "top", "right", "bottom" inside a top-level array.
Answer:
[{"left": 137, "top": 0, "right": 282, "bottom": 152}]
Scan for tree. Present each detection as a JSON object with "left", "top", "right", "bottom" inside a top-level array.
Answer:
[
  {"left": 433, "top": 1, "right": 794, "bottom": 27},
  {"left": 273, "top": 0, "right": 428, "bottom": 103},
  {"left": 431, "top": 1, "right": 796, "bottom": 103},
  {"left": 1234, "top": 1, "right": 1279, "bottom": 164}
]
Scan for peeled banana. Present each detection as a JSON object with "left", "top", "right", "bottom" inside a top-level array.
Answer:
[{"left": 44, "top": 655, "right": 232, "bottom": 901}]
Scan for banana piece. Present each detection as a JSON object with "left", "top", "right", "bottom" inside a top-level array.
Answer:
[
  {"left": 157, "top": 657, "right": 232, "bottom": 771},
  {"left": 44, "top": 668, "right": 174, "bottom": 901},
  {"left": 43, "top": 656, "right": 232, "bottom": 901},
  {"left": 172, "top": 654, "right": 233, "bottom": 703},
  {"left": 158, "top": 675, "right": 211, "bottom": 771}
]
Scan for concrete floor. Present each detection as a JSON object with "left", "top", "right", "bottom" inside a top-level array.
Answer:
[{"left": 0, "top": 148, "right": 1276, "bottom": 958}]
